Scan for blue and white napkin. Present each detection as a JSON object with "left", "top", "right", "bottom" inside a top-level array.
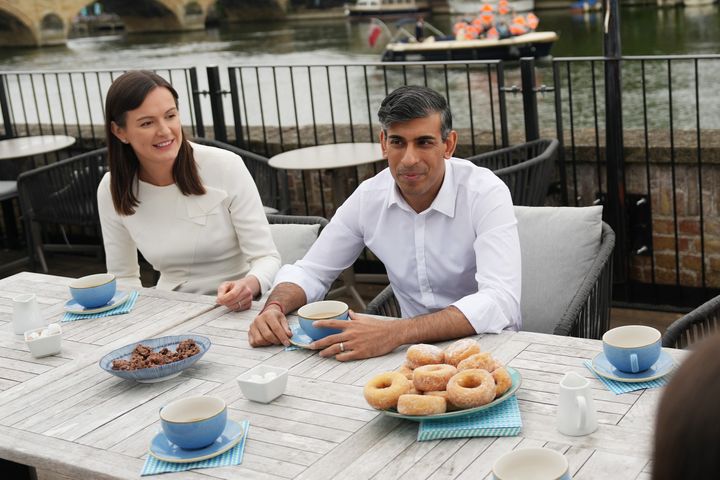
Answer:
[
  {"left": 417, "top": 395, "right": 522, "bottom": 441},
  {"left": 141, "top": 420, "right": 250, "bottom": 476},
  {"left": 583, "top": 360, "right": 669, "bottom": 395},
  {"left": 62, "top": 291, "right": 138, "bottom": 322}
]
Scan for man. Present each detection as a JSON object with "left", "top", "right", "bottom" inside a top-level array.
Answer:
[{"left": 249, "top": 85, "right": 521, "bottom": 361}]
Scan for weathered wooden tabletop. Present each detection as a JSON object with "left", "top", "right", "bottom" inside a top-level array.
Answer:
[{"left": 0, "top": 272, "right": 685, "bottom": 480}]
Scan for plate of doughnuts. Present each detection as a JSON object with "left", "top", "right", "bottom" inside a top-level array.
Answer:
[{"left": 363, "top": 339, "right": 522, "bottom": 421}]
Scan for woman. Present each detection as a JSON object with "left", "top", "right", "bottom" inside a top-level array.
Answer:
[
  {"left": 653, "top": 333, "right": 720, "bottom": 479},
  {"left": 97, "top": 70, "right": 280, "bottom": 311}
]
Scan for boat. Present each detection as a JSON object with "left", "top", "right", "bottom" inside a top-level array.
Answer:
[
  {"left": 449, "top": 0, "right": 535, "bottom": 14},
  {"left": 381, "top": 30, "right": 558, "bottom": 61},
  {"left": 345, "top": 0, "right": 431, "bottom": 17}
]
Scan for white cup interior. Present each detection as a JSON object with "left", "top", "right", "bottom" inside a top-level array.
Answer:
[
  {"left": 298, "top": 300, "right": 348, "bottom": 320},
  {"left": 603, "top": 325, "right": 660, "bottom": 348},
  {"left": 160, "top": 396, "right": 225, "bottom": 423},
  {"left": 69, "top": 273, "right": 115, "bottom": 289},
  {"left": 13, "top": 293, "right": 37, "bottom": 303},
  {"left": 493, "top": 448, "right": 568, "bottom": 480}
]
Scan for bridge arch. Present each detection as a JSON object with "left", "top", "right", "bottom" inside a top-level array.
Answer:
[{"left": 0, "top": 4, "right": 38, "bottom": 47}]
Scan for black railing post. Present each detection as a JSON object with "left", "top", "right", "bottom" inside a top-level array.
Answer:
[
  {"left": 520, "top": 57, "right": 539, "bottom": 142},
  {"left": 0, "top": 74, "right": 15, "bottom": 138},
  {"left": 496, "top": 62, "right": 509, "bottom": 147},
  {"left": 227, "top": 68, "right": 245, "bottom": 148},
  {"left": 206, "top": 65, "right": 227, "bottom": 143},
  {"left": 604, "top": 0, "right": 628, "bottom": 285},
  {"left": 552, "top": 61, "right": 569, "bottom": 206},
  {"left": 189, "top": 67, "right": 205, "bottom": 139}
]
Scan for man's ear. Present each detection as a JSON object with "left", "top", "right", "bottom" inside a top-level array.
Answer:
[
  {"left": 379, "top": 130, "right": 388, "bottom": 157},
  {"left": 443, "top": 130, "right": 458, "bottom": 159}
]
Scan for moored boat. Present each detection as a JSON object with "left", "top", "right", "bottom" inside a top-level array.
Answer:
[
  {"left": 381, "top": 30, "right": 558, "bottom": 61},
  {"left": 345, "top": 0, "right": 431, "bottom": 17},
  {"left": 449, "top": 0, "right": 535, "bottom": 14}
]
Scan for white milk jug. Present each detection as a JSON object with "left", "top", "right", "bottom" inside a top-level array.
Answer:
[
  {"left": 557, "top": 371, "right": 598, "bottom": 436},
  {"left": 12, "top": 293, "right": 44, "bottom": 335}
]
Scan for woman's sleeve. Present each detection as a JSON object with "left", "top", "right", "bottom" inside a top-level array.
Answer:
[
  {"left": 224, "top": 157, "right": 281, "bottom": 294},
  {"left": 97, "top": 174, "right": 143, "bottom": 289}
]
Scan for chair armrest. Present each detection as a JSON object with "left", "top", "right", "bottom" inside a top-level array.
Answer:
[
  {"left": 365, "top": 285, "right": 401, "bottom": 318},
  {"left": 662, "top": 295, "right": 720, "bottom": 348}
]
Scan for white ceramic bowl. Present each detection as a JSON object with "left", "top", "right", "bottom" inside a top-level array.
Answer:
[
  {"left": 236, "top": 365, "right": 288, "bottom": 403},
  {"left": 24, "top": 324, "right": 62, "bottom": 358}
]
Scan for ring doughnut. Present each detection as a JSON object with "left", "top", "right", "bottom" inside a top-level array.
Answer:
[
  {"left": 412, "top": 364, "right": 457, "bottom": 392},
  {"left": 492, "top": 366, "right": 513, "bottom": 398},
  {"left": 406, "top": 344, "right": 445, "bottom": 368},
  {"left": 397, "top": 394, "right": 446, "bottom": 416},
  {"left": 447, "top": 369, "right": 496, "bottom": 408},
  {"left": 424, "top": 390, "right": 460, "bottom": 411},
  {"left": 444, "top": 339, "right": 482, "bottom": 366},
  {"left": 457, "top": 352, "right": 496, "bottom": 372},
  {"left": 397, "top": 364, "right": 414, "bottom": 380},
  {"left": 363, "top": 371, "right": 412, "bottom": 410}
]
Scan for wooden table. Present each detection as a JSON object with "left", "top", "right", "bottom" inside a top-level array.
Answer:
[{"left": 0, "top": 272, "right": 685, "bottom": 480}]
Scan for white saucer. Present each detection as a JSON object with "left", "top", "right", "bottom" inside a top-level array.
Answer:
[
  {"left": 591, "top": 350, "right": 675, "bottom": 383},
  {"left": 288, "top": 324, "right": 314, "bottom": 349},
  {"left": 64, "top": 291, "right": 130, "bottom": 315},
  {"left": 149, "top": 419, "right": 243, "bottom": 464}
]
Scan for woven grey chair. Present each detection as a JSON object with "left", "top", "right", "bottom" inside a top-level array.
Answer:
[
  {"left": 192, "top": 137, "right": 289, "bottom": 213},
  {"left": 17, "top": 147, "right": 108, "bottom": 272},
  {"left": 467, "top": 138, "right": 558, "bottom": 206},
  {"left": 267, "top": 213, "right": 366, "bottom": 309},
  {"left": 662, "top": 295, "right": 720, "bottom": 349},
  {"left": 366, "top": 209, "right": 615, "bottom": 340}
]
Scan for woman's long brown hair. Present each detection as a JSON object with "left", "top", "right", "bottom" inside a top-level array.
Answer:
[{"left": 104, "top": 70, "right": 205, "bottom": 215}]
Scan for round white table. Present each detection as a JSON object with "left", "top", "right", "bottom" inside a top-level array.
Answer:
[
  {"left": 269, "top": 143, "right": 387, "bottom": 310},
  {"left": 0, "top": 135, "right": 76, "bottom": 161}
]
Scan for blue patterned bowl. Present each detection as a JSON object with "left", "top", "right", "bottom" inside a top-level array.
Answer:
[{"left": 98, "top": 335, "right": 210, "bottom": 383}]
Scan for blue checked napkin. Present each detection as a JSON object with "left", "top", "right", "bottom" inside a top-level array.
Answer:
[
  {"left": 583, "top": 360, "right": 669, "bottom": 394},
  {"left": 62, "top": 291, "right": 138, "bottom": 322},
  {"left": 417, "top": 395, "right": 522, "bottom": 441},
  {"left": 141, "top": 420, "right": 249, "bottom": 476}
]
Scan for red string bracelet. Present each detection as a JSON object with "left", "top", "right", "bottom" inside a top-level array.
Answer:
[{"left": 260, "top": 301, "right": 285, "bottom": 315}]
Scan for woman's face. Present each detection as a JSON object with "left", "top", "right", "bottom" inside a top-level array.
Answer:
[{"left": 111, "top": 86, "right": 182, "bottom": 171}]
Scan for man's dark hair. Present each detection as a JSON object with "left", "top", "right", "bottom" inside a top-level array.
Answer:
[{"left": 377, "top": 86, "right": 452, "bottom": 140}]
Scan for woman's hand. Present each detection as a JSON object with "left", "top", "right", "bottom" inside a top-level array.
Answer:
[{"left": 216, "top": 276, "right": 260, "bottom": 311}]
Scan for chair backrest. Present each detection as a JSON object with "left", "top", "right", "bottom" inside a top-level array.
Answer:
[
  {"left": 515, "top": 205, "right": 608, "bottom": 335},
  {"left": 467, "top": 139, "right": 558, "bottom": 206},
  {"left": 17, "top": 147, "right": 108, "bottom": 226},
  {"left": 662, "top": 295, "right": 720, "bottom": 349},
  {"left": 191, "top": 137, "right": 288, "bottom": 213},
  {"left": 266, "top": 214, "right": 328, "bottom": 265}
]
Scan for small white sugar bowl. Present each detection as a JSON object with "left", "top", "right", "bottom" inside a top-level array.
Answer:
[
  {"left": 24, "top": 323, "right": 62, "bottom": 358},
  {"left": 236, "top": 365, "right": 288, "bottom": 403}
]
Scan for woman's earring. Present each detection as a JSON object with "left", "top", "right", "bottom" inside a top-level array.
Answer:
[{"left": 121, "top": 139, "right": 129, "bottom": 144}]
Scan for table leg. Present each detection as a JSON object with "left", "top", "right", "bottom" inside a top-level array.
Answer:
[{"left": 1, "top": 197, "right": 19, "bottom": 249}]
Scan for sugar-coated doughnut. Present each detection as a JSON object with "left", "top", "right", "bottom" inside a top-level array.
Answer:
[
  {"left": 406, "top": 344, "right": 445, "bottom": 368},
  {"left": 364, "top": 371, "right": 412, "bottom": 410},
  {"left": 444, "top": 339, "right": 482, "bottom": 366},
  {"left": 457, "top": 352, "right": 496, "bottom": 372},
  {"left": 413, "top": 364, "right": 457, "bottom": 392},
  {"left": 397, "top": 364, "right": 414, "bottom": 380},
  {"left": 397, "top": 394, "right": 446, "bottom": 415},
  {"left": 447, "top": 369, "right": 496, "bottom": 408},
  {"left": 492, "top": 367, "right": 513, "bottom": 398},
  {"left": 424, "top": 390, "right": 460, "bottom": 411}
]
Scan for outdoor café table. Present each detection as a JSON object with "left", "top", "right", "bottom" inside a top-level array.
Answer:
[{"left": 0, "top": 272, "right": 686, "bottom": 479}]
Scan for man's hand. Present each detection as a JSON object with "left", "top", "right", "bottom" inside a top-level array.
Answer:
[
  {"left": 216, "top": 277, "right": 257, "bottom": 312},
  {"left": 249, "top": 306, "right": 292, "bottom": 347},
  {"left": 311, "top": 310, "right": 404, "bottom": 361}
]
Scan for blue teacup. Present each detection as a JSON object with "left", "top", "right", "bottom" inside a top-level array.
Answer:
[
  {"left": 493, "top": 447, "right": 572, "bottom": 480},
  {"left": 298, "top": 300, "right": 349, "bottom": 341},
  {"left": 602, "top": 325, "right": 661, "bottom": 373},
  {"left": 69, "top": 273, "right": 116, "bottom": 308},
  {"left": 160, "top": 396, "right": 227, "bottom": 450}
]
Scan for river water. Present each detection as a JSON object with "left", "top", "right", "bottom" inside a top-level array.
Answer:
[{"left": 0, "top": 6, "right": 718, "bottom": 132}]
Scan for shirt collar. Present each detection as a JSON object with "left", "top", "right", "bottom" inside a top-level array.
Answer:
[{"left": 386, "top": 158, "right": 457, "bottom": 217}]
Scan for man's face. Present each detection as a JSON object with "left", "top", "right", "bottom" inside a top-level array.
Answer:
[{"left": 380, "top": 113, "right": 457, "bottom": 213}]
